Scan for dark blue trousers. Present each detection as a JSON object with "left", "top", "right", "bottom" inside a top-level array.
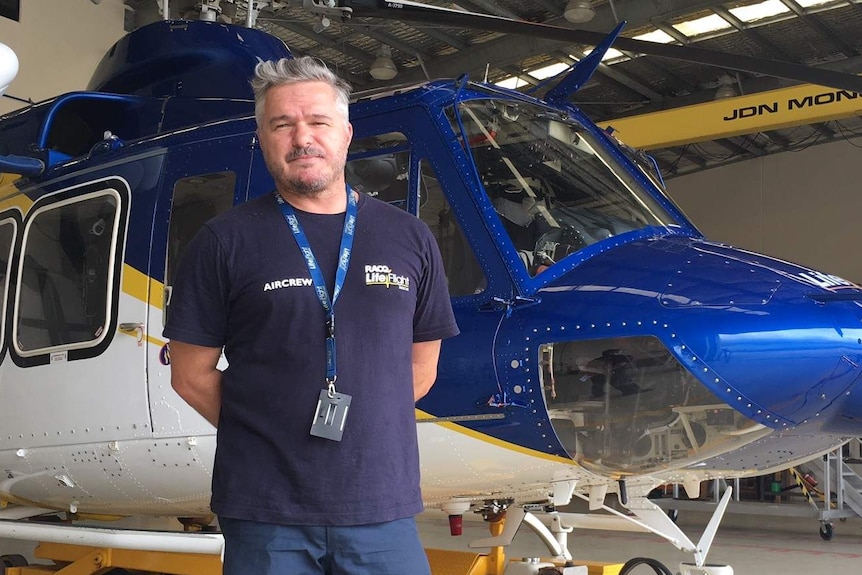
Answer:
[{"left": 219, "top": 516, "right": 431, "bottom": 575}]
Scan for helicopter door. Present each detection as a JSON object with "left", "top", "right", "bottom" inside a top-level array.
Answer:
[{"left": 149, "top": 134, "right": 254, "bottom": 435}]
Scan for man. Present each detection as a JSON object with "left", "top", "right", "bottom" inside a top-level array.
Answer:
[{"left": 164, "top": 56, "right": 459, "bottom": 575}]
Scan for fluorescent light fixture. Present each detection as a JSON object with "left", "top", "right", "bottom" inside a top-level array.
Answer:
[
  {"left": 495, "top": 77, "right": 526, "bottom": 90},
  {"left": 673, "top": 14, "right": 732, "bottom": 37},
  {"left": 579, "top": 47, "right": 629, "bottom": 64},
  {"left": 795, "top": 0, "right": 837, "bottom": 7},
  {"left": 370, "top": 45, "right": 397, "bottom": 80},
  {"left": 632, "top": 29, "right": 676, "bottom": 44},
  {"left": 528, "top": 62, "right": 571, "bottom": 80},
  {"left": 564, "top": 0, "right": 595, "bottom": 24},
  {"left": 729, "top": 0, "right": 789, "bottom": 22}
]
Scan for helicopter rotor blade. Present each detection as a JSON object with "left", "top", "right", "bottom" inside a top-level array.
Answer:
[{"left": 339, "top": 0, "right": 862, "bottom": 93}]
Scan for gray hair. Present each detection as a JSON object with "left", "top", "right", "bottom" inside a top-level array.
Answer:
[{"left": 251, "top": 56, "right": 352, "bottom": 127}]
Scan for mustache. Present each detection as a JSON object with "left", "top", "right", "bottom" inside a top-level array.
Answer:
[{"left": 286, "top": 146, "right": 326, "bottom": 161}]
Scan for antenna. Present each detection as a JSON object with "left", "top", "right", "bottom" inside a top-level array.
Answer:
[
  {"left": 0, "top": 42, "right": 19, "bottom": 97},
  {"left": 484, "top": 63, "right": 490, "bottom": 83}
]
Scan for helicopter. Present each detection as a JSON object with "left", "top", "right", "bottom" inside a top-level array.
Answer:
[{"left": 1, "top": 1, "right": 862, "bottom": 574}]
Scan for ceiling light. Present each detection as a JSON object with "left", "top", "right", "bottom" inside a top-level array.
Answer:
[
  {"left": 370, "top": 45, "right": 397, "bottom": 80},
  {"left": 564, "top": 0, "right": 595, "bottom": 24},
  {"left": 714, "top": 74, "right": 737, "bottom": 100}
]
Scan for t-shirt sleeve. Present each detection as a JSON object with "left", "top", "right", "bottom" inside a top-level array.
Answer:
[
  {"left": 413, "top": 226, "right": 460, "bottom": 342},
  {"left": 162, "top": 225, "right": 229, "bottom": 348}
]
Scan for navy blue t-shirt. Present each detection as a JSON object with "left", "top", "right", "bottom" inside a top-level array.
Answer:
[{"left": 164, "top": 192, "right": 459, "bottom": 525}]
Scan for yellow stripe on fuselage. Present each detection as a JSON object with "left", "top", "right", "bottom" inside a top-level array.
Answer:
[
  {"left": 120, "top": 264, "right": 166, "bottom": 347},
  {"left": 415, "top": 409, "right": 572, "bottom": 464},
  {"left": 121, "top": 266, "right": 567, "bottom": 466},
  {"left": 0, "top": 173, "right": 33, "bottom": 212}
]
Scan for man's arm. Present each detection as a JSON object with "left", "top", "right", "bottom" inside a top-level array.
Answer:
[
  {"left": 169, "top": 340, "right": 224, "bottom": 427},
  {"left": 412, "top": 339, "right": 442, "bottom": 401}
]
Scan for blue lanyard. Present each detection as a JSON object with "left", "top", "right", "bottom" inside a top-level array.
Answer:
[{"left": 275, "top": 187, "right": 357, "bottom": 393}]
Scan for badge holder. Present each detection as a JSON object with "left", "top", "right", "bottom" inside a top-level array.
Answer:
[{"left": 310, "top": 384, "right": 351, "bottom": 442}]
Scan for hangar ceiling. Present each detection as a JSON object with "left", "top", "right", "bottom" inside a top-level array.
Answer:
[{"left": 121, "top": 0, "right": 862, "bottom": 178}]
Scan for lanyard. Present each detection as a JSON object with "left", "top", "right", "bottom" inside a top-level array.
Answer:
[{"left": 275, "top": 187, "right": 357, "bottom": 396}]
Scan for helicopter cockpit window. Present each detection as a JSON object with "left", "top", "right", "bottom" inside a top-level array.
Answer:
[
  {"left": 419, "top": 161, "right": 485, "bottom": 297},
  {"left": 347, "top": 133, "right": 409, "bottom": 210},
  {"left": 451, "top": 100, "right": 678, "bottom": 276},
  {"left": 165, "top": 172, "right": 236, "bottom": 322},
  {"left": 15, "top": 191, "right": 119, "bottom": 355}
]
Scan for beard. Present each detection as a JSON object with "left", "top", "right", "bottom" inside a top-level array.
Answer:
[{"left": 267, "top": 145, "right": 347, "bottom": 198}]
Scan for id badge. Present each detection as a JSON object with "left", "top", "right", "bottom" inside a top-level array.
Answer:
[{"left": 310, "top": 388, "right": 352, "bottom": 442}]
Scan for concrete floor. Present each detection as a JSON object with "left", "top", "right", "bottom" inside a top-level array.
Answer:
[
  {"left": 417, "top": 505, "right": 862, "bottom": 574},
  {"left": 0, "top": 504, "right": 858, "bottom": 574}
]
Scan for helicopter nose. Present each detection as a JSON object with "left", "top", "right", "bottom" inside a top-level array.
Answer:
[{"left": 659, "top": 242, "right": 862, "bottom": 433}]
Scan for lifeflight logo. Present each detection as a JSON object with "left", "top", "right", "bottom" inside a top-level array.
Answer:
[{"left": 365, "top": 264, "right": 410, "bottom": 291}]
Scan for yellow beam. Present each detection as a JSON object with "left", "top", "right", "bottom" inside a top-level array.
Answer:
[
  {"left": 598, "top": 83, "right": 862, "bottom": 150},
  {"left": 5, "top": 542, "right": 223, "bottom": 575}
]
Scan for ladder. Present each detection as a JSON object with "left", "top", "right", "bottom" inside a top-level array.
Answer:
[{"left": 796, "top": 439, "right": 862, "bottom": 538}]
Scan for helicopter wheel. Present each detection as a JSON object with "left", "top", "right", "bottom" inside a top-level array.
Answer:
[
  {"left": 619, "top": 557, "right": 674, "bottom": 574},
  {"left": 819, "top": 522, "right": 834, "bottom": 540}
]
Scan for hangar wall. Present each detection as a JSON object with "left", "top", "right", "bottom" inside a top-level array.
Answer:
[
  {"left": 666, "top": 136, "right": 862, "bottom": 284},
  {"left": 0, "top": 0, "right": 126, "bottom": 115}
]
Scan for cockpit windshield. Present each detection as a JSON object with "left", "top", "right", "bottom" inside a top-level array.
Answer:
[{"left": 452, "top": 99, "right": 679, "bottom": 276}]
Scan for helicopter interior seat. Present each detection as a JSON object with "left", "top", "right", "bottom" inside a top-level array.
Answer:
[
  {"left": 17, "top": 257, "right": 90, "bottom": 350},
  {"left": 546, "top": 412, "right": 580, "bottom": 456},
  {"left": 17, "top": 261, "right": 59, "bottom": 350},
  {"left": 445, "top": 225, "right": 486, "bottom": 296},
  {"left": 346, "top": 155, "right": 409, "bottom": 209}
]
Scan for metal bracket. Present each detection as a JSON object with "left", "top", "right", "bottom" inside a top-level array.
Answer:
[{"left": 303, "top": 0, "right": 353, "bottom": 21}]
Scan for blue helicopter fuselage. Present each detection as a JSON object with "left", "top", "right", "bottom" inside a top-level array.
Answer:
[{"left": 0, "top": 20, "right": 859, "bottom": 515}]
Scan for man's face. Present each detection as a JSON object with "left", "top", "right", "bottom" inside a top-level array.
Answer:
[{"left": 258, "top": 81, "right": 353, "bottom": 197}]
